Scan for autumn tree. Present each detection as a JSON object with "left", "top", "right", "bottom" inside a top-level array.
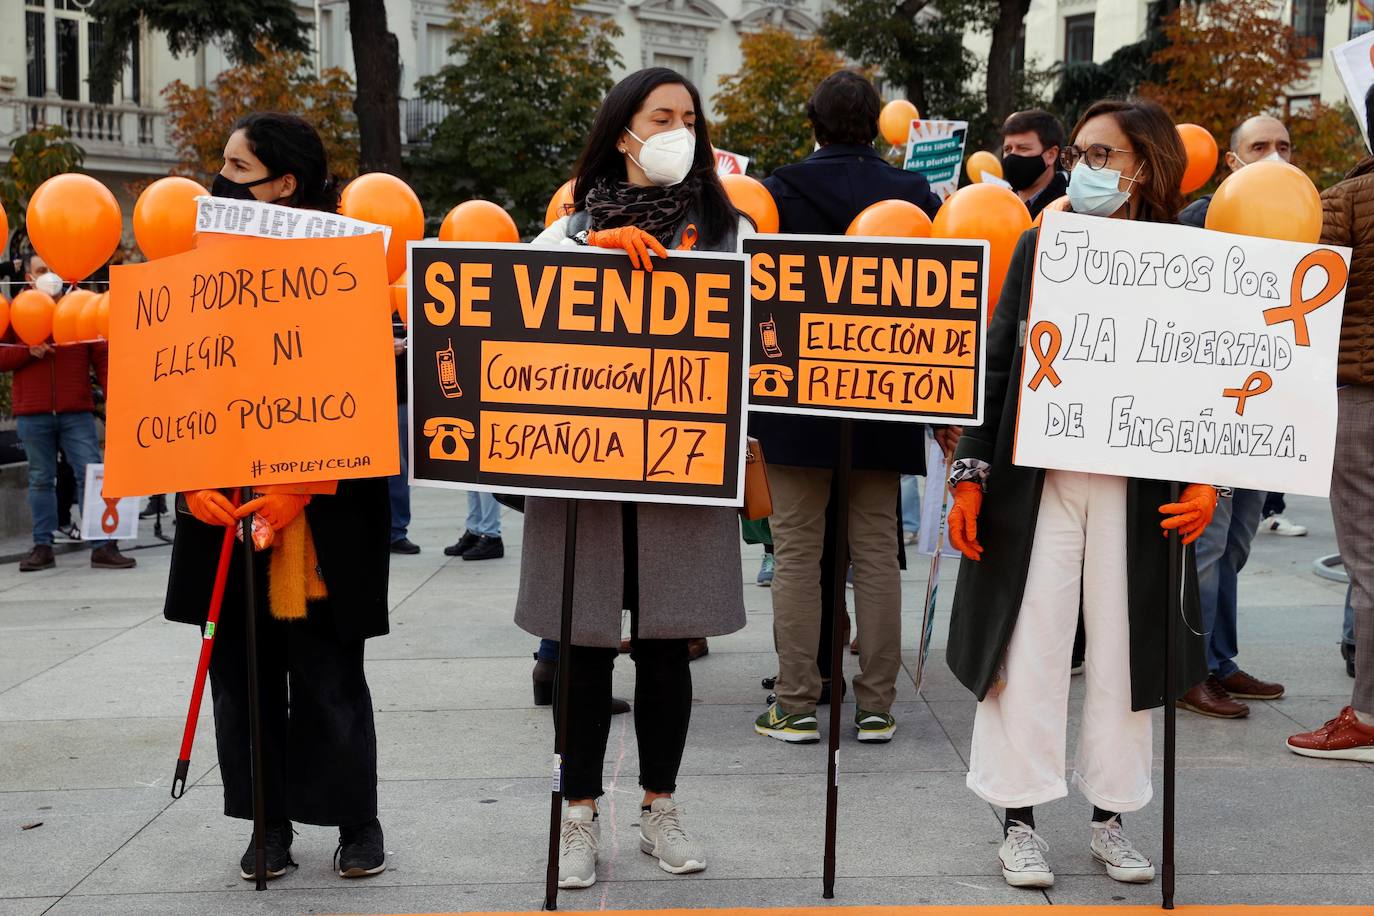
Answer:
[
  {"left": 713, "top": 28, "right": 848, "bottom": 177},
  {"left": 162, "top": 42, "right": 359, "bottom": 184},
  {"left": 1, "top": 127, "right": 85, "bottom": 231},
  {"left": 408, "top": 0, "right": 620, "bottom": 235}
]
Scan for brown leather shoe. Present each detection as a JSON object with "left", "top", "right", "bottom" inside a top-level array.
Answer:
[
  {"left": 687, "top": 637, "right": 709, "bottom": 661},
  {"left": 1286, "top": 706, "right": 1374, "bottom": 761},
  {"left": 1219, "top": 668, "right": 1285, "bottom": 700},
  {"left": 91, "top": 544, "right": 137, "bottom": 569},
  {"left": 19, "top": 544, "right": 55, "bottom": 572},
  {"left": 1176, "top": 674, "right": 1249, "bottom": 718}
]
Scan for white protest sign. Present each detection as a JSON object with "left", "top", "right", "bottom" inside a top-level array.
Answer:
[
  {"left": 194, "top": 196, "right": 392, "bottom": 247},
  {"left": 1331, "top": 30, "right": 1374, "bottom": 151},
  {"left": 81, "top": 464, "right": 139, "bottom": 540},
  {"left": 1013, "top": 211, "right": 1349, "bottom": 497},
  {"left": 714, "top": 149, "right": 750, "bottom": 176},
  {"left": 917, "top": 432, "right": 960, "bottom": 559},
  {"left": 904, "top": 120, "right": 969, "bottom": 200}
]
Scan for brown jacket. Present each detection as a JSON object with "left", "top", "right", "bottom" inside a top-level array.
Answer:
[{"left": 1320, "top": 156, "right": 1374, "bottom": 386}]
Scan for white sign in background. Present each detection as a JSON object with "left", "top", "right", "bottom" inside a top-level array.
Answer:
[
  {"left": 81, "top": 464, "right": 139, "bottom": 541},
  {"left": 1013, "top": 211, "right": 1350, "bottom": 497},
  {"left": 1331, "top": 31, "right": 1374, "bottom": 152}
]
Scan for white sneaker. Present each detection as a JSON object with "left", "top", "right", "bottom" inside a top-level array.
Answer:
[
  {"left": 557, "top": 805, "right": 599, "bottom": 889},
  {"left": 640, "top": 798, "right": 705, "bottom": 874},
  {"left": 1090, "top": 816, "right": 1155, "bottom": 883},
  {"left": 1258, "top": 514, "right": 1307, "bottom": 537},
  {"left": 999, "top": 822, "right": 1053, "bottom": 888}
]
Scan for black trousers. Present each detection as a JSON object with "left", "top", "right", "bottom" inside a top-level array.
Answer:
[{"left": 208, "top": 588, "right": 378, "bottom": 827}]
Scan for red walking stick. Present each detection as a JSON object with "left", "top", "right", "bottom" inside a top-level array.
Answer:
[{"left": 171, "top": 494, "right": 240, "bottom": 799}]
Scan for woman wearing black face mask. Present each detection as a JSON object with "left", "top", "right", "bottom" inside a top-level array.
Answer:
[
  {"left": 166, "top": 112, "right": 391, "bottom": 882},
  {"left": 521, "top": 68, "right": 750, "bottom": 892}
]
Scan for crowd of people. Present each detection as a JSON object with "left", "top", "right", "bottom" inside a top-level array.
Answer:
[{"left": 9, "top": 62, "right": 1369, "bottom": 897}]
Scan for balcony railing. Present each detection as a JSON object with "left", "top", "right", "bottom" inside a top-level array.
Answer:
[
  {"left": 404, "top": 97, "right": 451, "bottom": 146},
  {"left": 1, "top": 97, "right": 177, "bottom": 170}
]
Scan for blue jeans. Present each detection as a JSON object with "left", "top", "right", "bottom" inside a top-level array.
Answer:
[
  {"left": 900, "top": 474, "right": 921, "bottom": 534},
  {"left": 17, "top": 412, "right": 111, "bottom": 547},
  {"left": 387, "top": 404, "right": 411, "bottom": 542},
  {"left": 537, "top": 639, "right": 558, "bottom": 662},
  {"left": 1195, "top": 488, "right": 1263, "bottom": 677},
  {"left": 466, "top": 491, "right": 501, "bottom": 537}
]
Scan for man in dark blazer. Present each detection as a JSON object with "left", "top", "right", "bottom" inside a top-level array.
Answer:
[{"left": 1000, "top": 109, "right": 1069, "bottom": 220}]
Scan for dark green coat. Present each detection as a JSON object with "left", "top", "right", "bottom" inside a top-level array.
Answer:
[{"left": 945, "top": 228, "right": 1207, "bottom": 712}]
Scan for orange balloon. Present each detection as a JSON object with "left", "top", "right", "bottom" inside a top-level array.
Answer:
[
  {"left": 545, "top": 180, "right": 575, "bottom": 228},
  {"left": 391, "top": 271, "right": 408, "bottom": 325},
  {"left": 53, "top": 290, "right": 92, "bottom": 344},
  {"left": 967, "top": 150, "right": 1004, "bottom": 182},
  {"left": 933, "top": 183, "right": 1032, "bottom": 312},
  {"left": 847, "top": 199, "right": 933, "bottom": 238},
  {"left": 27, "top": 174, "right": 123, "bottom": 282},
  {"left": 879, "top": 100, "right": 920, "bottom": 147},
  {"left": 440, "top": 199, "right": 520, "bottom": 243},
  {"left": 339, "top": 173, "right": 424, "bottom": 283},
  {"left": 1204, "top": 160, "right": 1322, "bottom": 243},
  {"left": 1177, "top": 124, "right": 1219, "bottom": 195},
  {"left": 77, "top": 292, "right": 104, "bottom": 341},
  {"left": 134, "top": 176, "right": 208, "bottom": 260},
  {"left": 1030, "top": 195, "right": 1071, "bottom": 228},
  {"left": 11, "top": 289, "right": 56, "bottom": 346},
  {"left": 0, "top": 207, "right": 8, "bottom": 257},
  {"left": 0, "top": 294, "right": 9, "bottom": 341},
  {"left": 95, "top": 292, "right": 111, "bottom": 340},
  {"left": 721, "top": 174, "right": 779, "bottom": 234}
]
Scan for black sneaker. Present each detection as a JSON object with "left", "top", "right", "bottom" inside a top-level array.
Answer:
[
  {"left": 390, "top": 537, "right": 421, "bottom": 555},
  {"left": 336, "top": 818, "right": 386, "bottom": 878},
  {"left": 444, "top": 530, "right": 479, "bottom": 557},
  {"left": 239, "top": 820, "right": 296, "bottom": 880},
  {"left": 461, "top": 535, "right": 504, "bottom": 561}
]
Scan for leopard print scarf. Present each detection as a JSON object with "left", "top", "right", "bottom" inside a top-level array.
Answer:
[{"left": 584, "top": 177, "right": 700, "bottom": 246}]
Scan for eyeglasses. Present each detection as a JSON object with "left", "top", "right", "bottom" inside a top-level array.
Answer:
[{"left": 1060, "top": 143, "right": 1132, "bottom": 171}]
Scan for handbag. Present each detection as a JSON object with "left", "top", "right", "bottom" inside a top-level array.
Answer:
[{"left": 742, "top": 436, "right": 773, "bottom": 520}]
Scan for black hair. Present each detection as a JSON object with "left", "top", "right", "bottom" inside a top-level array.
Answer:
[
  {"left": 1002, "top": 109, "right": 1065, "bottom": 154},
  {"left": 232, "top": 112, "right": 339, "bottom": 212},
  {"left": 570, "top": 68, "right": 740, "bottom": 249},
  {"left": 807, "top": 71, "right": 880, "bottom": 146}
]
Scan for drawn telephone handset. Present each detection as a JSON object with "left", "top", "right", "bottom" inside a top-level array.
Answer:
[
  {"left": 759, "top": 314, "right": 782, "bottom": 359},
  {"left": 749, "top": 364, "right": 794, "bottom": 398},
  {"left": 423, "top": 417, "right": 476, "bottom": 461},
  {"left": 437, "top": 340, "right": 462, "bottom": 399}
]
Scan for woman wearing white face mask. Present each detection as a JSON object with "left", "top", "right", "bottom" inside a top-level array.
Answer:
[
  {"left": 943, "top": 98, "right": 1215, "bottom": 890},
  {"left": 522, "top": 68, "right": 751, "bottom": 892}
]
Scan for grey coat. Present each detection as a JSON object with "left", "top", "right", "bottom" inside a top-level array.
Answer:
[{"left": 514, "top": 207, "right": 749, "bottom": 647}]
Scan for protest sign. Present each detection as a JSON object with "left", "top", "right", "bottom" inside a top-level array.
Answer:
[
  {"left": 904, "top": 120, "right": 969, "bottom": 200},
  {"left": 1331, "top": 30, "right": 1374, "bottom": 151},
  {"left": 407, "top": 243, "right": 750, "bottom": 505},
  {"left": 193, "top": 196, "right": 391, "bottom": 247},
  {"left": 742, "top": 234, "right": 987, "bottom": 424},
  {"left": 715, "top": 149, "right": 750, "bottom": 176},
  {"left": 1013, "top": 211, "right": 1349, "bottom": 497},
  {"left": 80, "top": 464, "right": 138, "bottom": 540},
  {"left": 102, "top": 233, "right": 398, "bottom": 497}
]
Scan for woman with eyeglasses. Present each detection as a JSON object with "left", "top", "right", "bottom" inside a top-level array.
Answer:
[{"left": 942, "top": 98, "right": 1214, "bottom": 890}]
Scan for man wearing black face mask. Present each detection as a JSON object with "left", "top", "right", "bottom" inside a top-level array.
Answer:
[{"left": 1001, "top": 109, "right": 1068, "bottom": 220}]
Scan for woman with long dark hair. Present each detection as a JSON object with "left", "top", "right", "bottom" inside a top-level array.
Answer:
[
  {"left": 518, "top": 67, "right": 750, "bottom": 891},
  {"left": 165, "top": 112, "right": 391, "bottom": 881},
  {"left": 943, "top": 98, "right": 1214, "bottom": 889}
]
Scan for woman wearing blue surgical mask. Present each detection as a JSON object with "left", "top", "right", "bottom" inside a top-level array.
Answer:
[
  {"left": 942, "top": 98, "right": 1214, "bottom": 890},
  {"left": 524, "top": 68, "right": 751, "bottom": 892}
]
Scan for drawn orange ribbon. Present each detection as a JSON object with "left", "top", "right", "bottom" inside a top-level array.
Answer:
[
  {"left": 1222, "top": 371, "right": 1272, "bottom": 416},
  {"left": 100, "top": 498, "right": 120, "bottom": 534},
  {"left": 1027, "top": 320, "right": 1063, "bottom": 390},
  {"left": 1263, "top": 249, "right": 1347, "bottom": 347}
]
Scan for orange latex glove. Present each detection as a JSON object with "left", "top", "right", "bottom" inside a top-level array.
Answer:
[
  {"left": 947, "top": 481, "right": 984, "bottom": 561},
  {"left": 235, "top": 493, "right": 310, "bottom": 532},
  {"left": 1159, "top": 483, "right": 1218, "bottom": 545},
  {"left": 586, "top": 227, "right": 668, "bottom": 271},
  {"left": 185, "top": 489, "right": 237, "bottom": 527}
]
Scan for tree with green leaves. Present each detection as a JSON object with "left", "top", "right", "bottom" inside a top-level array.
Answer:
[
  {"left": 713, "top": 28, "right": 849, "bottom": 177},
  {"left": 408, "top": 0, "right": 621, "bottom": 235},
  {"left": 1, "top": 127, "right": 85, "bottom": 232}
]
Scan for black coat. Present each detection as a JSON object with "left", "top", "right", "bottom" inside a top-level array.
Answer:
[
  {"left": 1025, "top": 170, "right": 1070, "bottom": 220},
  {"left": 164, "top": 477, "right": 392, "bottom": 643},
  {"left": 944, "top": 228, "right": 1207, "bottom": 711},
  {"left": 749, "top": 144, "right": 940, "bottom": 473},
  {"left": 1178, "top": 195, "right": 1211, "bottom": 228}
]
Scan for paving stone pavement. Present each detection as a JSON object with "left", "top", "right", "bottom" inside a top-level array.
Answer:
[{"left": 0, "top": 491, "right": 1369, "bottom": 914}]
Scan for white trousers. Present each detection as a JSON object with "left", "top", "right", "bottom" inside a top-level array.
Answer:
[{"left": 967, "top": 470, "right": 1153, "bottom": 813}]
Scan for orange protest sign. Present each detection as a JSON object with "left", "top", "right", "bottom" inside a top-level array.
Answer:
[{"left": 103, "top": 234, "right": 399, "bottom": 497}]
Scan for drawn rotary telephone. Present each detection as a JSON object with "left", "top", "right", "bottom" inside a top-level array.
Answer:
[
  {"left": 749, "top": 364, "right": 793, "bottom": 398},
  {"left": 423, "top": 417, "right": 476, "bottom": 462}
]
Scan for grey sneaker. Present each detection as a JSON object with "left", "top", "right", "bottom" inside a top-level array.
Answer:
[
  {"left": 640, "top": 798, "right": 705, "bottom": 874},
  {"left": 557, "top": 805, "right": 599, "bottom": 889},
  {"left": 1090, "top": 816, "right": 1155, "bottom": 883},
  {"left": 999, "top": 822, "right": 1053, "bottom": 888}
]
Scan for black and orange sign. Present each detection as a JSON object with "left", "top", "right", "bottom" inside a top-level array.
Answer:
[
  {"left": 408, "top": 243, "right": 749, "bottom": 505},
  {"left": 103, "top": 234, "right": 399, "bottom": 497},
  {"left": 743, "top": 234, "right": 987, "bottom": 423}
]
